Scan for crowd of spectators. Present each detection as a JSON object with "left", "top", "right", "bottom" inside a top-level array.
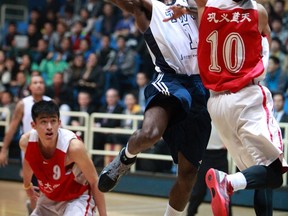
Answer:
[{"left": 0, "top": 0, "right": 154, "bottom": 113}]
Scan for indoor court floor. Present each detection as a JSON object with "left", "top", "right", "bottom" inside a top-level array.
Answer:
[{"left": 0, "top": 180, "right": 287, "bottom": 216}]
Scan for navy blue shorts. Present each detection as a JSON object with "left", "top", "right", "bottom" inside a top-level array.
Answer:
[{"left": 145, "top": 72, "right": 211, "bottom": 167}]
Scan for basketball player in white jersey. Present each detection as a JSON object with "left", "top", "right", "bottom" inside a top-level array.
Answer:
[
  {"left": 98, "top": 0, "right": 211, "bottom": 215},
  {"left": 166, "top": 0, "right": 288, "bottom": 215},
  {"left": 0, "top": 75, "right": 51, "bottom": 166}
]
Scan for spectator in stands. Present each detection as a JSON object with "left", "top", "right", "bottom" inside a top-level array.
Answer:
[
  {"left": 30, "top": 39, "right": 49, "bottom": 66},
  {"left": 108, "top": 35, "right": 138, "bottom": 96},
  {"left": 58, "top": 3, "right": 78, "bottom": 28},
  {"left": 0, "top": 50, "right": 10, "bottom": 89},
  {"left": 49, "top": 21, "right": 69, "bottom": 52},
  {"left": 9, "top": 71, "right": 30, "bottom": 102},
  {"left": 79, "top": 7, "right": 96, "bottom": 35},
  {"left": 273, "top": 91, "right": 288, "bottom": 122},
  {"left": 97, "top": 3, "right": 119, "bottom": 37},
  {"left": 77, "top": 53, "right": 105, "bottom": 108},
  {"left": 93, "top": 88, "right": 124, "bottom": 167},
  {"left": 262, "top": 1, "right": 277, "bottom": 28},
  {"left": 70, "top": 90, "right": 96, "bottom": 139},
  {"left": 134, "top": 71, "right": 149, "bottom": 112},
  {"left": 83, "top": 0, "right": 104, "bottom": 18},
  {"left": 270, "top": 17, "right": 288, "bottom": 53},
  {"left": 2, "top": 21, "right": 18, "bottom": 52},
  {"left": 104, "top": 92, "right": 142, "bottom": 165},
  {"left": 71, "top": 20, "right": 90, "bottom": 53},
  {"left": 97, "top": 34, "right": 117, "bottom": 74},
  {"left": 274, "top": 0, "right": 288, "bottom": 29},
  {"left": 26, "top": 23, "right": 42, "bottom": 50},
  {"left": 28, "top": 8, "right": 44, "bottom": 32},
  {"left": 113, "top": 10, "right": 135, "bottom": 39},
  {"left": 273, "top": 92, "right": 288, "bottom": 139},
  {"left": 42, "top": 22, "right": 55, "bottom": 47},
  {"left": 45, "top": 72, "right": 73, "bottom": 123},
  {"left": 270, "top": 37, "right": 288, "bottom": 73},
  {"left": 78, "top": 38, "right": 94, "bottom": 61},
  {"left": 63, "top": 53, "right": 85, "bottom": 90},
  {"left": 18, "top": 54, "right": 38, "bottom": 82},
  {"left": 59, "top": 37, "right": 73, "bottom": 62},
  {"left": 3, "top": 56, "right": 18, "bottom": 85},
  {"left": 38, "top": 51, "right": 69, "bottom": 86},
  {"left": 263, "top": 56, "right": 288, "bottom": 94},
  {"left": 0, "top": 90, "right": 16, "bottom": 121}
]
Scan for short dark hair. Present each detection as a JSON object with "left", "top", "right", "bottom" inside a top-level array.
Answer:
[{"left": 32, "top": 100, "right": 60, "bottom": 121}]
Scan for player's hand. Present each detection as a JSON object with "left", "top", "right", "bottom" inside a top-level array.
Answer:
[
  {"left": 26, "top": 186, "right": 40, "bottom": 202},
  {"left": 163, "top": 4, "right": 188, "bottom": 22},
  {"left": 0, "top": 149, "right": 8, "bottom": 167}
]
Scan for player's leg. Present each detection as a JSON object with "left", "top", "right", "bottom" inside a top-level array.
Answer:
[
  {"left": 165, "top": 152, "right": 198, "bottom": 215},
  {"left": 187, "top": 162, "right": 207, "bottom": 216},
  {"left": 254, "top": 189, "right": 273, "bottom": 216},
  {"left": 63, "top": 191, "right": 95, "bottom": 216},
  {"left": 98, "top": 104, "right": 172, "bottom": 192}
]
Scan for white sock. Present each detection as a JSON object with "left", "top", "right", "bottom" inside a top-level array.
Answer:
[
  {"left": 164, "top": 203, "right": 183, "bottom": 216},
  {"left": 226, "top": 172, "right": 247, "bottom": 192},
  {"left": 125, "top": 143, "right": 137, "bottom": 158}
]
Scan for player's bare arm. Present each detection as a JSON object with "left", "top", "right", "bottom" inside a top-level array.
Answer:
[
  {"left": 22, "top": 155, "right": 40, "bottom": 207},
  {"left": 68, "top": 138, "right": 107, "bottom": 216},
  {"left": 105, "top": 0, "right": 152, "bottom": 33},
  {"left": 0, "top": 101, "right": 24, "bottom": 166},
  {"left": 19, "top": 132, "right": 31, "bottom": 153},
  {"left": 257, "top": 3, "right": 271, "bottom": 41}
]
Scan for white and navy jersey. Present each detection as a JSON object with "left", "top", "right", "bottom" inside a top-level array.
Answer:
[
  {"left": 144, "top": 0, "right": 199, "bottom": 76},
  {"left": 22, "top": 95, "right": 51, "bottom": 133}
]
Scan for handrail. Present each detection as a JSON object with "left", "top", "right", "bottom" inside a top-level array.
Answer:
[
  {"left": 1, "top": 4, "right": 28, "bottom": 28},
  {"left": 1, "top": 108, "right": 287, "bottom": 186},
  {"left": 60, "top": 111, "right": 90, "bottom": 146}
]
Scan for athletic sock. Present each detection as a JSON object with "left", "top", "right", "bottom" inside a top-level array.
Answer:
[
  {"left": 120, "top": 146, "right": 137, "bottom": 165},
  {"left": 226, "top": 172, "right": 247, "bottom": 192},
  {"left": 164, "top": 203, "right": 183, "bottom": 216},
  {"left": 125, "top": 144, "right": 137, "bottom": 158}
]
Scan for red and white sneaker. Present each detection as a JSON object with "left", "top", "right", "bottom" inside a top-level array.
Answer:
[{"left": 205, "top": 168, "right": 233, "bottom": 216}]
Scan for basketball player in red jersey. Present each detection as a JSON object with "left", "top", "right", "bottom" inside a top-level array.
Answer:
[
  {"left": 166, "top": 0, "right": 288, "bottom": 216},
  {"left": 19, "top": 100, "right": 107, "bottom": 216}
]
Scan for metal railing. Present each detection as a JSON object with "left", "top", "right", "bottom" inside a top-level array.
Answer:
[
  {"left": 0, "top": 109, "right": 287, "bottom": 186},
  {"left": 0, "top": 4, "right": 28, "bottom": 28}
]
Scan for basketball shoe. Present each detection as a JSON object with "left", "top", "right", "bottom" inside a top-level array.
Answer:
[
  {"left": 205, "top": 168, "right": 233, "bottom": 216},
  {"left": 98, "top": 147, "right": 136, "bottom": 192}
]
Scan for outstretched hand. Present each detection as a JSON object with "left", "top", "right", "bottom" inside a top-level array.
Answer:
[
  {"left": 0, "top": 149, "right": 8, "bottom": 167},
  {"left": 163, "top": 4, "right": 193, "bottom": 22}
]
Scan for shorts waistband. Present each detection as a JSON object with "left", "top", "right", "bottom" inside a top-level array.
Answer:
[{"left": 211, "top": 80, "right": 258, "bottom": 96}]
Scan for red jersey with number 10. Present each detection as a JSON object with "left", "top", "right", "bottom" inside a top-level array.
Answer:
[
  {"left": 25, "top": 129, "right": 89, "bottom": 201},
  {"left": 198, "top": 0, "right": 265, "bottom": 93}
]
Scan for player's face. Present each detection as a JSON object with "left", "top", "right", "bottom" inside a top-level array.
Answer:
[
  {"left": 30, "top": 76, "right": 45, "bottom": 96},
  {"left": 32, "top": 114, "right": 61, "bottom": 142}
]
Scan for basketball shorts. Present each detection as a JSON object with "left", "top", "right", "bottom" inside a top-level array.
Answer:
[
  {"left": 145, "top": 72, "right": 211, "bottom": 167},
  {"left": 30, "top": 190, "right": 95, "bottom": 216}
]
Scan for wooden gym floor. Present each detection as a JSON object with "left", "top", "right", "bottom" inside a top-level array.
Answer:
[{"left": 0, "top": 180, "right": 287, "bottom": 216}]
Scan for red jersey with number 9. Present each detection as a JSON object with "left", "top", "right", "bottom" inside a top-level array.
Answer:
[
  {"left": 198, "top": 0, "right": 265, "bottom": 93},
  {"left": 25, "top": 129, "right": 89, "bottom": 201}
]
